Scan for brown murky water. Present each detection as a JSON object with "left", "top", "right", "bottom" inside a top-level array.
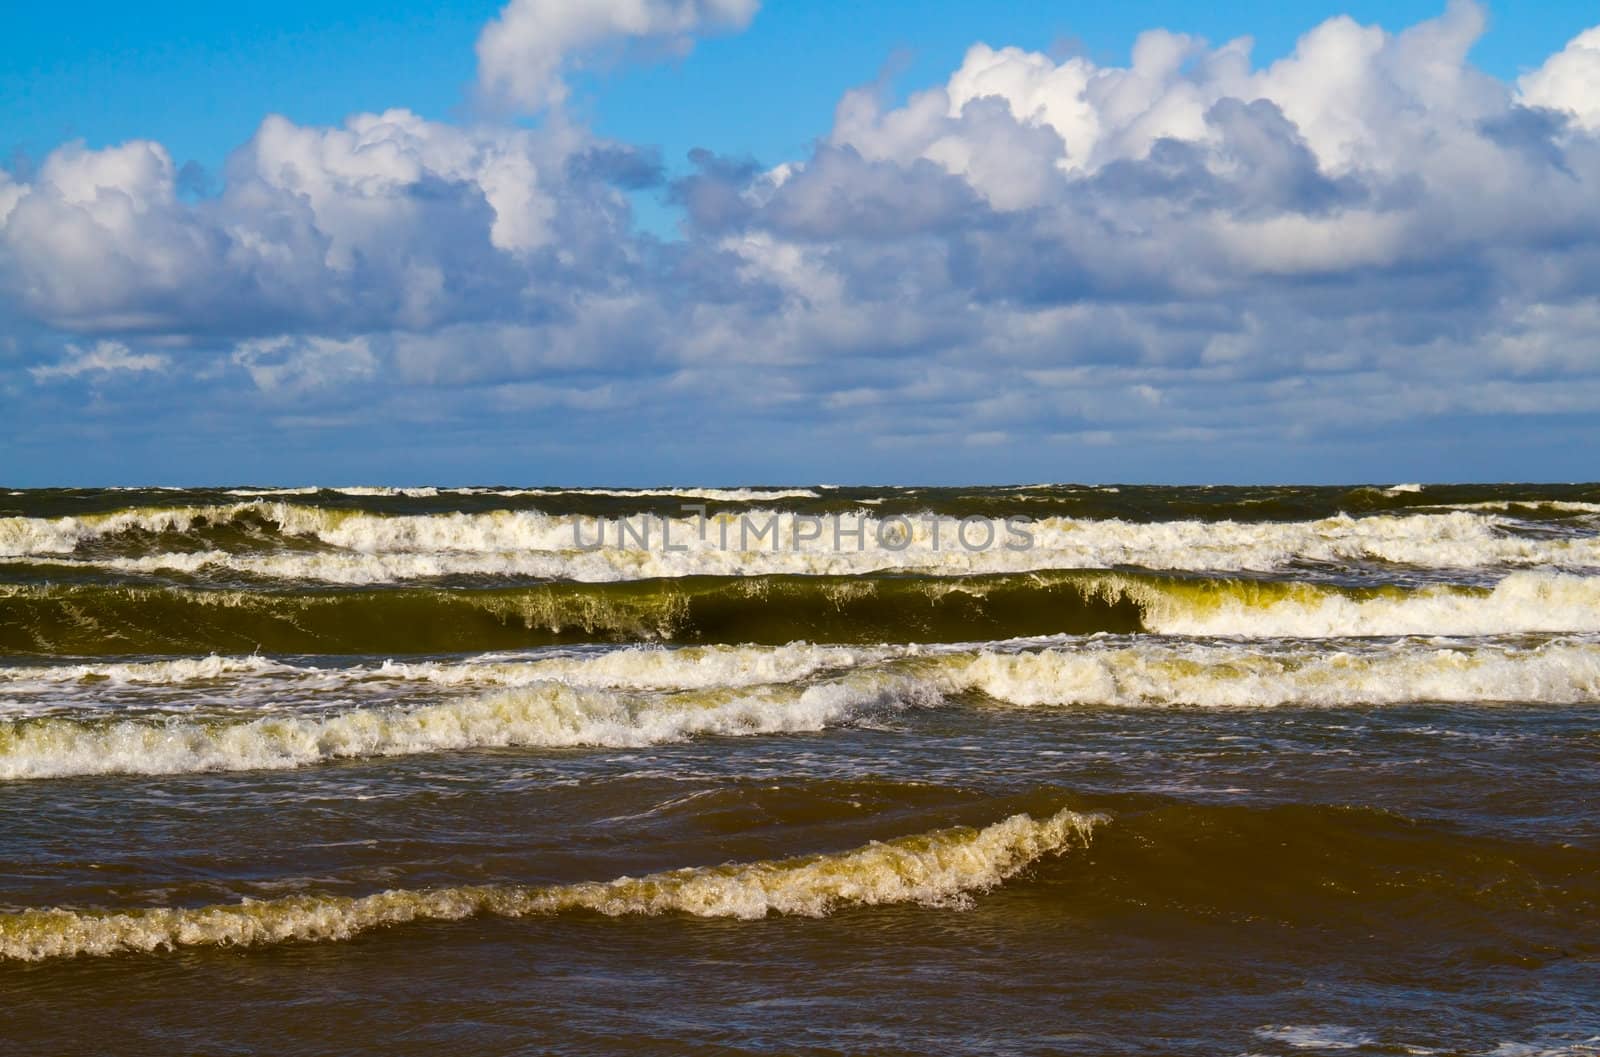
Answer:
[{"left": 2, "top": 485, "right": 1597, "bottom": 1055}]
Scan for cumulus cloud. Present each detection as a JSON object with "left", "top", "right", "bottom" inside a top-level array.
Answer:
[
  {"left": 1519, "top": 26, "right": 1600, "bottom": 130},
  {"left": 4, "top": 1, "right": 1600, "bottom": 480},
  {"left": 0, "top": 109, "right": 647, "bottom": 338},
  {"left": 476, "top": 0, "right": 759, "bottom": 111}
]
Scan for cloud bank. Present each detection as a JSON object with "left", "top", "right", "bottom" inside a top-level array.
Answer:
[{"left": 3, "top": 0, "right": 1600, "bottom": 482}]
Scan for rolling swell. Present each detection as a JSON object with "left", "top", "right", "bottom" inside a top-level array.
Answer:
[
  {"left": 1059, "top": 801, "right": 1600, "bottom": 945},
  {"left": 3, "top": 797, "right": 1591, "bottom": 963},
  {"left": 0, "top": 806, "right": 1102, "bottom": 960},
  {"left": 7, "top": 570, "right": 1600, "bottom": 656}
]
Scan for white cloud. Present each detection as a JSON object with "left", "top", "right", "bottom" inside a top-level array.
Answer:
[
  {"left": 833, "top": 1, "right": 1511, "bottom": 201},
  {"left": 0, "top": 140, "right": 219, "bottom": 330},
  {"left": 234, "top": 109, "right": 559, "bottom": 261},
  {"left": 1518, "top": 26, "right": 1600, "bottom": 130},
  {"left": 4, "top": 2, "right": 1600, "bottom": 477},
  {"left": 0, "top": 109, "right": 643, "bottom": 335},
  {"left": 30, "top": 340, "right": 170, "bottom": 382},
  {"left": 232, "top": 335, "right": 377, "bottom": 394},
  {"left": 476, "top": 0, "right": 758, "bottom": 112}
]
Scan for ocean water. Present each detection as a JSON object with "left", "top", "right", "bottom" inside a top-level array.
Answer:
[{"left": 1, "top": 484, "right": 1597, "bottom": 1056}]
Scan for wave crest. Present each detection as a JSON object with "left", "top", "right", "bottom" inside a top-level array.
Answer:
[
  {"left": 7, "top": 503, "right": 1599, "bottom": 580},
  {"left": 0, "top": 807, "right": 1101, "bottom": 960},
  {"left": 0, "top": 672, "right": 935, "bottom": 779}
]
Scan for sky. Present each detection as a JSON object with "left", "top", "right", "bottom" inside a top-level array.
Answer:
[{"left": 3, "top": 0, "right": 1600, "bottom": 485}]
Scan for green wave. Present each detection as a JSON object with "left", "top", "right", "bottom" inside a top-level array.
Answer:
[
  {"left": 5, "top": 569, "right": 1599, "bottom": 655},
  {"left": 0, "top": 571, "right": 1148, "bottom": 655}
]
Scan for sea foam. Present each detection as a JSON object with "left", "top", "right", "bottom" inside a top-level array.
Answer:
[
  {"left": 0, "top": 672, "right": 937, "bottom": 779},
  {"left": 6, "top": 504, "right": 1598, "bottom": 581}
]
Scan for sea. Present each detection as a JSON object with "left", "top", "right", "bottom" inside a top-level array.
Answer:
[{"left": 1, "top": 483, "right": 1597, "bottom": 1056}]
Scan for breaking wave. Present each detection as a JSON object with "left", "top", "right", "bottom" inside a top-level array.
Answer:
[
  {"left": 5, "top": 635, "right": 1599, "bottom": 778},
  {"left": 0, "top": 643, "right": 900, "bottom": 693},
  {"left": 0, "top": 806, "right": 1101, "bottom": 959},
  {"left": 6, "top": 570, "right": 1600, "bottom": 656},
  {"left": 945, "top": 636, "right": 1600, "bottom": 708},
  {"left": 5, "top": 503, "right": 1598, "bottom": 581},
  {"left": 0, "top": 672, "right": 936, "bottom": 779}
]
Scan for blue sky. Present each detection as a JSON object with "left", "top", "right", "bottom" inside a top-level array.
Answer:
[{"left": 4, "top": 1, "right": 1600, "bottom": 484}]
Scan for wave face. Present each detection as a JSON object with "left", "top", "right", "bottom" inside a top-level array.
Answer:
[
  {"left": 0, "top": 806, "right": 1100, "bottom": 960},
  {"left": 6, "top": 569, "right": 1600, "bottom": 656}
]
